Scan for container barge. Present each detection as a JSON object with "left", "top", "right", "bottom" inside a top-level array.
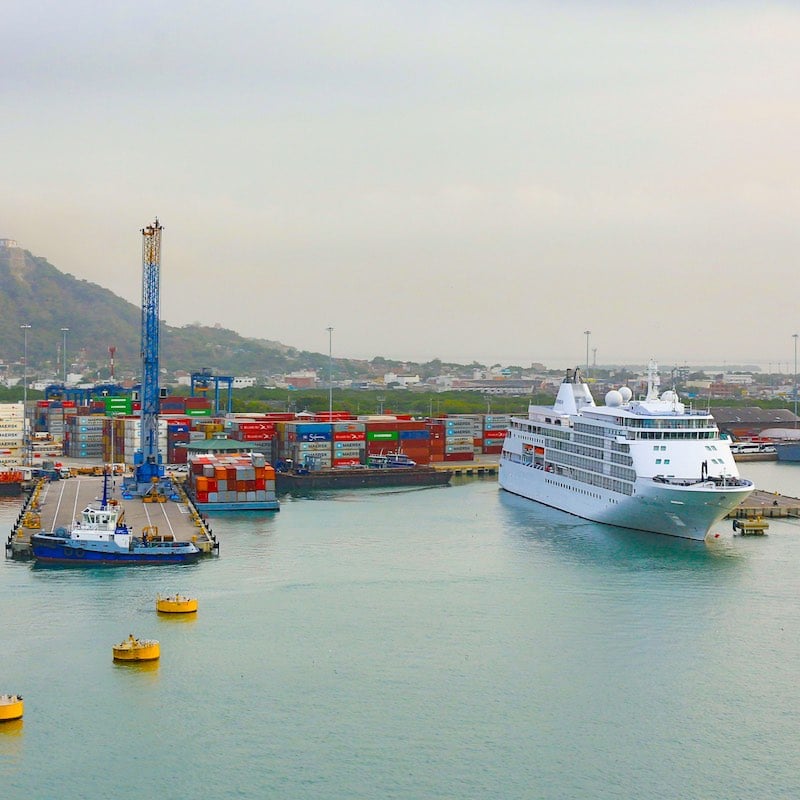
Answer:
[{"left": 275, "top": 464, "right": 452, "bottom": 492}]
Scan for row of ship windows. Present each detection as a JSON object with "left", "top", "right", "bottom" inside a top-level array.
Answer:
[
  {"left": 548, "top": 439, "right": 634, "bottom": 467},
  {"left": 581, "top": 417, "right": 715, "bottom": 430},
  {"left": 549, "top": 451, "right": 636, "bottom": 482},
  {"left": 545, "top": 469, "right": 634, "bottom": 496},
  {"left": 630, "top": 431, "right": 717, "bottom": 440},
  {"left": 514, "top": 423, "right": 571, "bottom": 441},
  {"left": 505, "top": 452, "right": 635, "bottom": 496}
]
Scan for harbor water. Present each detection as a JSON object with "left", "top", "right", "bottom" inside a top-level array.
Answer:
[{"left": 2, "top": 463, "right": 799, "bottom": 799}]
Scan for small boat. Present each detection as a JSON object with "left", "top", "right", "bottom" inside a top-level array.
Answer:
[
  {"left": 368, "top": 451, "right": 417, "bottom": 468},
  {"left": 30, "top": 472, "right": 200, "bottom": 565},
  {"left": 113, "top": 634, "right": 160, "bottom": 662},
  {"left": 0, "top": 694, "right": 24, "bottom": 722},
  {"left": 156, "top": 593, "right": 198, "bottom": 614},
  {"left": 732, "top": 517, "right": 769, "bottom": 536}
]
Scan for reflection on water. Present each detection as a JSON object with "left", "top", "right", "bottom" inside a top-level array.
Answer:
[{"left": 497, "top": 487, "right": 743, "bottom": 573}]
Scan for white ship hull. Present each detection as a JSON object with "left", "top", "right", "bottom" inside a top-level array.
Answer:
[{"left": 499, "top": 458, "right": 752, "bottom": 540}]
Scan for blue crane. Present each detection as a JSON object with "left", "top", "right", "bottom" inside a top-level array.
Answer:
[{"left": 134, "top": 219, "right": 165, "bottom": 492}]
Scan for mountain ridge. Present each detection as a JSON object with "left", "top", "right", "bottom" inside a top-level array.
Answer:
[{"left": 0, "top": 244, "right": 336, "bottom": 379}]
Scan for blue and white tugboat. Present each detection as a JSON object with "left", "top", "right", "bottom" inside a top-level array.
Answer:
[{"left": 31, "top": 473, "right": 200, "bottom": 565}]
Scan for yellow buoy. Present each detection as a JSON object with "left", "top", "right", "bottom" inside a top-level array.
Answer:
[
  {"left": 113, "top": 634, "right": 160, "bottom": 662},
  {"left": 0, "top": 694, "right": 24, "bottom": 722},
  {"left": 156, "top": 593, "right": 198, "bottom": 614}
]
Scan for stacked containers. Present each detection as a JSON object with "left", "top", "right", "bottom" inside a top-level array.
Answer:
[
  {"left": 46, "top": 402, "right": 65, "bottom": 442},
  {"left": 225, "top": 418, "right": 277, "bottom": 464},
  {"left": 104, "top": 396, "right": 133, "bottom": 416},
  {"left": 119, "top": 417, "right": 168, "bottom": 466},
  {"left": 332, "top": 421, "right": 366, "bottom": 467},
  {"left": 448, "top": 414, "right": 484, "bottom": 454},
  {"left": 365, "top": 419, "right": 399, "bottom": 461},
  {"left": 427, "top": 421, "right": 446, "bottom": 462},
  {"left": 288, "top": 422, "right": 332, "bottom": 470},
  {"left": 397, "top": 420, "right": 431, "bottom": 465},
  {"left": 65, "top": 414, "right": 105, "bottom": 459},
  {"left": 482, "top": 414, "right": 510, "bottom": 454},
  {"left": 0, "top": 403, "right": 25, "bottom": 469},
  {"left": 429, "top": 416, "right": 475, "bottom": 462},
  {"left": 166, "top": 418, "right": 191, "bottom": 463},
  {"left": 188, "top": 452, "right": 277, "bottom": 506},
  {"left": 160, "top": 396, "right": 186, "bottom": 414},
  {"left": 184, "top": 397, "right": 213, "bottom": 417}
]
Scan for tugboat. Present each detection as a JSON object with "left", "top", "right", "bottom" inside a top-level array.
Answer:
[{"left": 30, "top": 472, "right": 200, "bottom": 565}]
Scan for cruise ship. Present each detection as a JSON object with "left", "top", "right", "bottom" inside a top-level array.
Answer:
[{"left": 499, "top": 362, "right": 754, "bottom": 540}]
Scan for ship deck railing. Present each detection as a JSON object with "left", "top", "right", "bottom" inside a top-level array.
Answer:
[{"left": 652, "top": 475, "right": 752, "bottom": 488}]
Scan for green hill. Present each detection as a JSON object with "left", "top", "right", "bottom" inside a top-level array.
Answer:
[{"left": 0, "top": 244, "right": 318, "bottom": 379}]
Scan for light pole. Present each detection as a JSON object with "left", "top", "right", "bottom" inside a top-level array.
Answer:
[
  {"left": 61, "top": 327, "right": 69, "bottom": 384},
  {"left": 793, "top": 333, "right": 798, "bottom": 421},
  {"left": 20, "top": 324, "right": 31, "bottom": 465},
  {"left": 583, "top": 330, "right": 591, "bottom": 376},
  {"left": 326, "top": 326, "right": 333, "bottom": 420}
]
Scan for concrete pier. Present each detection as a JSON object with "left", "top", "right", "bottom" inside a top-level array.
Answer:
[{"left": 6, "top": 475, "right": 217, "bottom": 559}]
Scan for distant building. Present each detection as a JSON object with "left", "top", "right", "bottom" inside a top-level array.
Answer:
[
  {"left": 383, "top": 372, "right": 420, "bottom": 388},
  {"left": 232, "top": 377, "right": 256, "bottom": 389},
  {"left": 0, "top": 239, "right": 18, "bottom": 249},
  {"left": 281, "top": 370, "right": 317, "bottom": 389}
]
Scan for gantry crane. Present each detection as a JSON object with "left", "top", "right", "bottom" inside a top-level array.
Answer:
[{"left": 191, "top": 368, "right": 234, "bottom": 415}]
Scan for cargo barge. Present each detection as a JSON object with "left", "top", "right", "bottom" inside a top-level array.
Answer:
[
  {"left": 276, "top": 465, "right": 452, "bottom": 492},
  {"left": 186, "top": 452, "right": 280, "bottom": 511}
]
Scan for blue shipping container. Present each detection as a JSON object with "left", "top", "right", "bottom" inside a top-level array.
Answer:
[
  {"left": 298, "top": 432, "right": 332, "bottom": 442},
  {"left": 399, "top": 430, "right": 430, "bottom": 440},
  {"left": 294, "top": 423, "right": 333, "bottom": 434}
]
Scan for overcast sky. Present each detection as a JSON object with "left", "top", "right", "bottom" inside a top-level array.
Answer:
[{"left": 3, "top": 1, "right": 799, "bottom": 370}]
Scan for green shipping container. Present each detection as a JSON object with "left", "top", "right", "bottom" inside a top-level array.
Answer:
[
  {"left": 367, "top": 431, "right": 399, "bottom": 441},
  {"left": 104, "top": 397, "right": 132, "bottom": 415},
  {"left": 185, "top": 408, "right": 213, "bottom": 417}
]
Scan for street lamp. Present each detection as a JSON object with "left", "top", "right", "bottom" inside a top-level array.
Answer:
[
  {"left": 326, "top": 326, "right": 334, "bottom": 420},
  {"left": 793, "top": 333, "right": 798, "bottom": 421},
  {"left": 61, "top": 327, "right": 69, "bottom": 384},
  {"left": 583, "top": 330, "right": 591, "bottom": 376},
  {"left": 20, "top": 324, "right": 31, "bottom": 466}
]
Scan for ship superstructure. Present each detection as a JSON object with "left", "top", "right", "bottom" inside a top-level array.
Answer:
[{"left": 499, "top": 362, "right": 753, "bottom": 539}]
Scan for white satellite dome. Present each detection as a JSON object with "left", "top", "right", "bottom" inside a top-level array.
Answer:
[
  {"left": 605, "top": 390, "right": 623, "bottom": 407},
  {"left": 619, "top": 386, "right": 632, "bottom": 403},
  {"left": 661, "top": 390, "right": 678, "bottom": 402}
]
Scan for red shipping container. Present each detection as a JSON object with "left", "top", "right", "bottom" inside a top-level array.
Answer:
[
  {"left": 333, "top": 457, "right": 361, "bottom": 467},
  {"left": 366, "top": 421, "right": 399, "bottom": 431},
  {"left": 444, "top": 452, "right": 473, "bottom": 462},
  {"left": 236, "top": 421, "right": 276, "bottom": 431},
  {"left": 62, "top": 400, "right": 76, "bottom": 408},
  {"left": 334, "top": 431, "right": 366, "bottom": 442},
  {"left": 483, "top": 430, "right": 507, "bottom": 440}
]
